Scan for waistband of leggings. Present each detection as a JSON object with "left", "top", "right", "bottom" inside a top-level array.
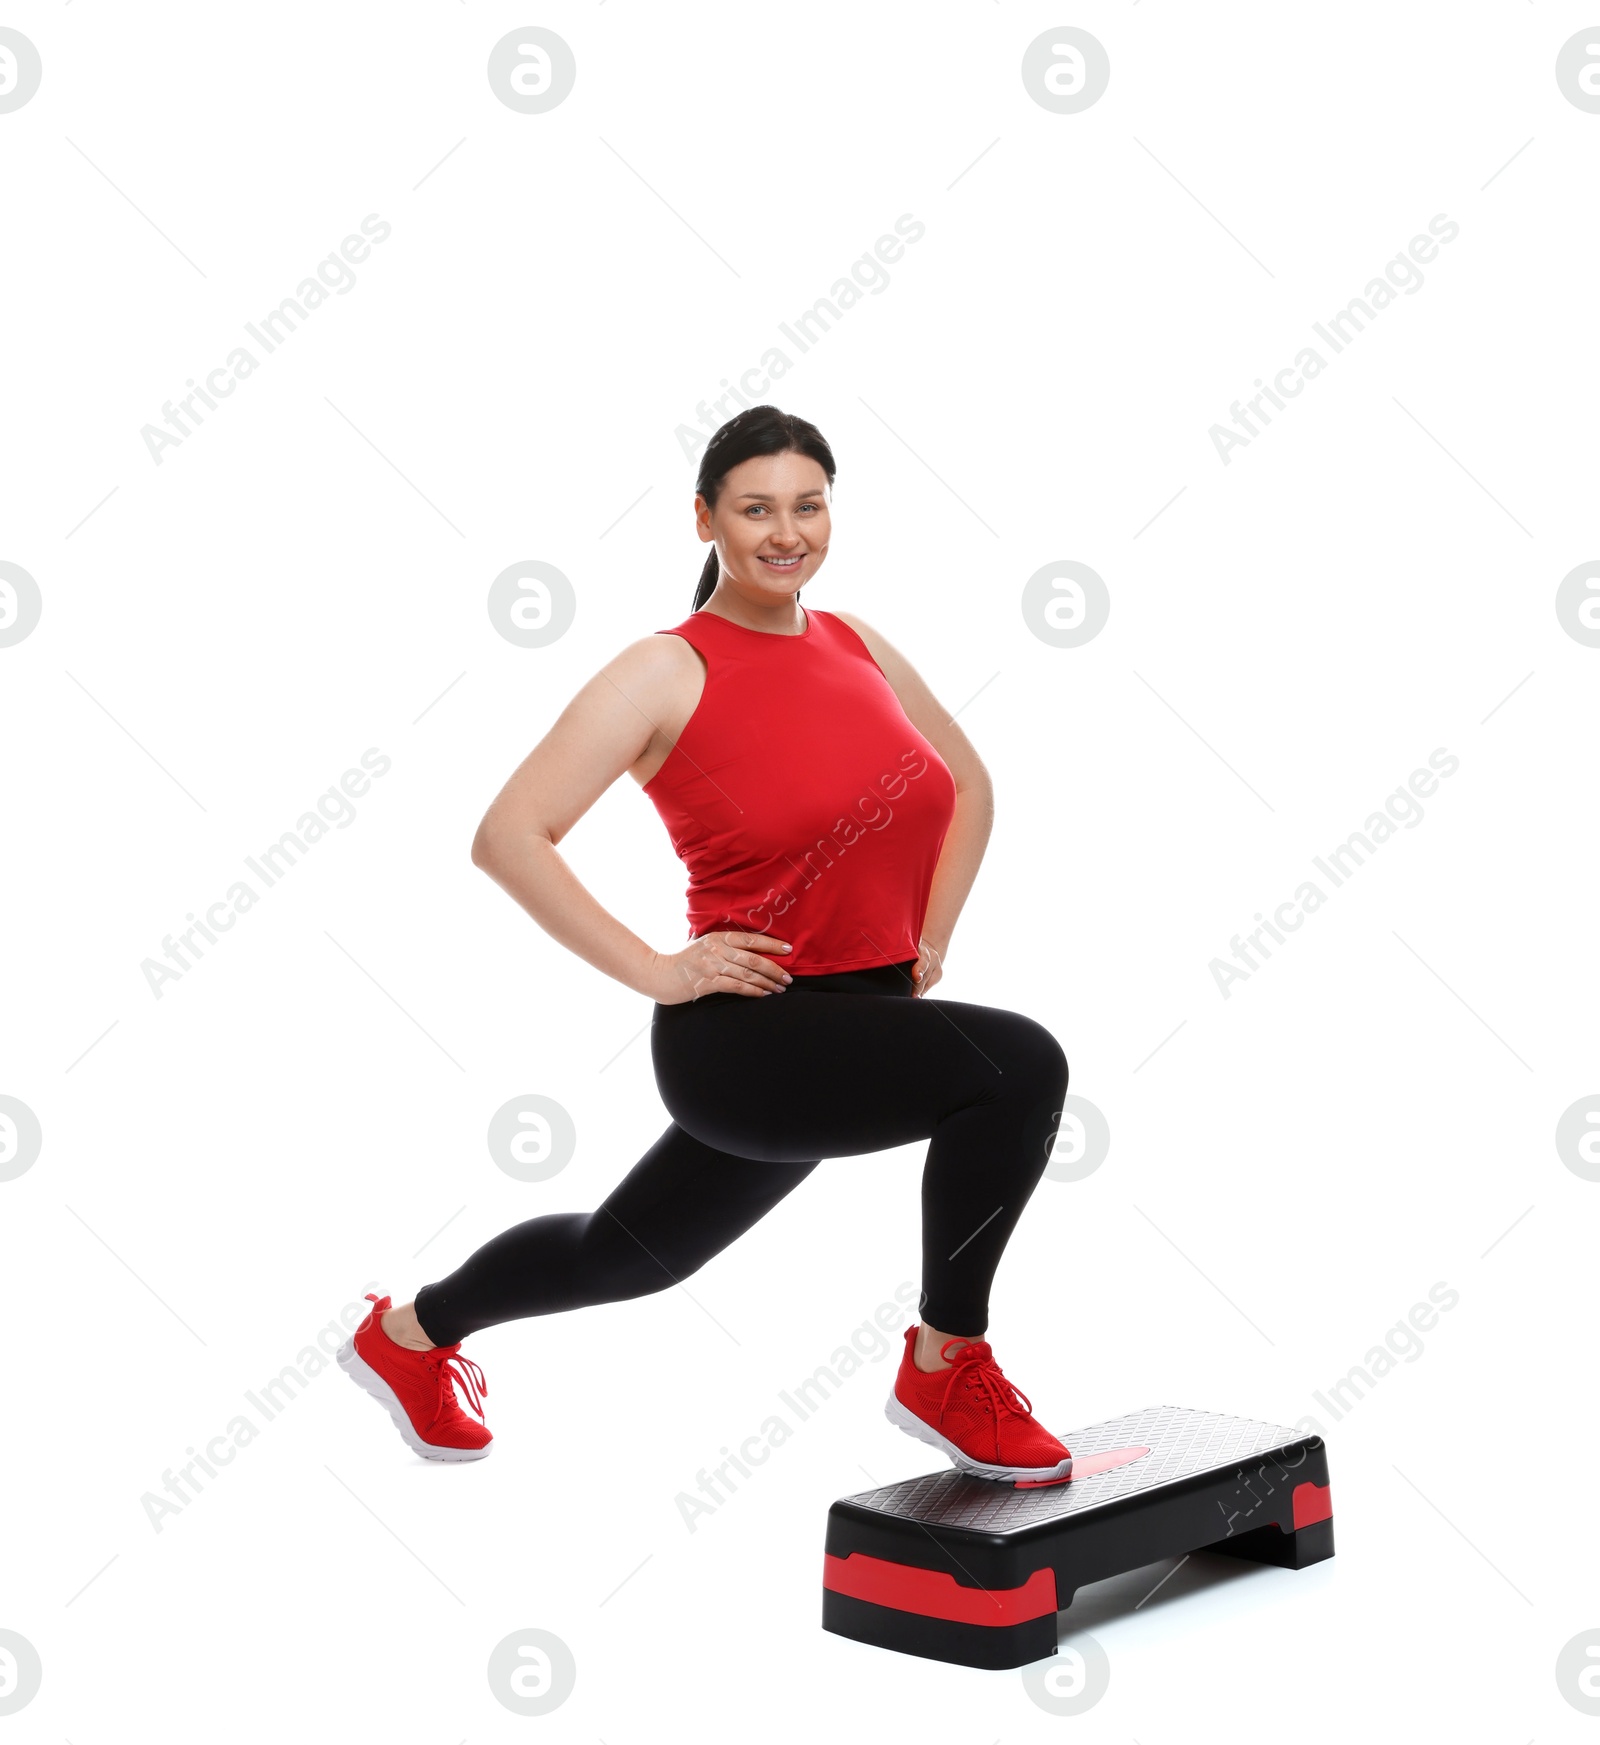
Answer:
[{"left": 653, "top": 958, "right": 915, "bottom": 1014}]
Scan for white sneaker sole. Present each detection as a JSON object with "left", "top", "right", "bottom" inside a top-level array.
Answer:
[
  {"left": 337, "top": 1336, "right": 491, "bottom": 1462},
  {"left": 884, "top": 1389, "right": 1072, "bottom": 1483}
]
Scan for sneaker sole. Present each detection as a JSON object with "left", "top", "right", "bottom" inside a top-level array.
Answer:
[
  {"left": 884, "top": 1389, "right": 1072, "bottom": 1483},
  {"left": 336, "top": 1336, "right": 491, "bottom": 1463}
]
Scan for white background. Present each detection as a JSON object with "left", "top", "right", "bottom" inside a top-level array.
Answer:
[{"left": 2, "top": 2, "right": 1596, "bottom": 1737}]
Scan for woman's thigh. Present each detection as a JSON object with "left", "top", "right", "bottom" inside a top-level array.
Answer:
[{"left": 650, "top": 986, "right": 1067, "bottom": 1164}]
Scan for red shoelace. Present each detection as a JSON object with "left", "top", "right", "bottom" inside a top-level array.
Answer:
[
  {"left": 934, "top": 1338, "right": 1033, "bottom": 1426},
  {"left": 425, "top": 1348, "right": 488, "bottom": 1422}
]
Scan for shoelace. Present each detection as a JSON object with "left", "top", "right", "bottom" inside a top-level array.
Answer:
[
  {"left": 935, "top": 1339, "right": 1033, "bottom": 1426},
  {"left": 425, "top": 1347, "right": 488, "bottom": 1423}
]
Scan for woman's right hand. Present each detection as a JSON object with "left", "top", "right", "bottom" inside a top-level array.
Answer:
[{"left": 650, "top": 931, "right": 794, "bottom": 1004}]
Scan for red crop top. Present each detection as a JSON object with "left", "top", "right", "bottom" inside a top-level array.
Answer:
[{"left": 642, "top": 606, "right": 958, "bottom": 974}]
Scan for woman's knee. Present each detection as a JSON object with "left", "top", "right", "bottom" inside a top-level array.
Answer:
[
  {"left": 1003, "top": 1011, "right": 1069, "bottom": 1098},
  {"left": 579, "top": 1211, "right": 711, "bottom": 1300}
]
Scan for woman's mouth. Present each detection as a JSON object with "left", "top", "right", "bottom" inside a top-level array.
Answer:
[{"left": 759, "top": 554, "right": 804, "bottom": 572}]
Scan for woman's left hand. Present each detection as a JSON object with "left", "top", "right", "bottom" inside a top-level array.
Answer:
[{"left": 910, "top": 937, "right": 944, "bottom": 998}]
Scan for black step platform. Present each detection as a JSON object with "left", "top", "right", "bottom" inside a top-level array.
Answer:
[{"left": 822, "top": 1405, "right": 1333, "bottom": 1669}]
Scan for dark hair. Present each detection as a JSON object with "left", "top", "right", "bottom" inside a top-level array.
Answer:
[{"left": 692, "top": 405, "right": 837, "bottom": 612}]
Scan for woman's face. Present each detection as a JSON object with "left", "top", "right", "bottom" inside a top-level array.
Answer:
[{"left": 696, "top": 450, "right": 831, "bottom": 605}]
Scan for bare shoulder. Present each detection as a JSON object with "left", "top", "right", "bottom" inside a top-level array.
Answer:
[
  {"left": 601, "top": 631, "right": 704, "bottom": 699},
  {"left": 609, "top": 630, "right": 700, "bottom": 673},
  {"left": 539, "top": 634, "right": 703, "bottom": 752},
  {"left": 592, "top": 632, "right": 707, "bottom": 755}
]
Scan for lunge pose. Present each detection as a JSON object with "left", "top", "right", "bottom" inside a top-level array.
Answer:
[{"left": 339, "top": 406, "right": 1073, "bottom": 1481}]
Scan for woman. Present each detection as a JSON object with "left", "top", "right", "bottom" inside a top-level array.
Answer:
[{"left": 338, "top": 405, "right": 1073, "bottom": 1482}]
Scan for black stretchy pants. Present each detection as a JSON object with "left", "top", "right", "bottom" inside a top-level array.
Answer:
[{"left": 413, "top": 961, "right": 1069, "bottom": 1346}]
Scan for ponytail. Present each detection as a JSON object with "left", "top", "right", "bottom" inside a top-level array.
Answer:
[
  {"left": 691, "top": 405, "right": 836, "bottom": 613},
  {"left": 692, "top": 548, "right": 719, "bottom": 612}
]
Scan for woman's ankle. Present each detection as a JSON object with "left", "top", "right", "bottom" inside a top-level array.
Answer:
[
  {"left": 381, "top": 1301, "right": 437, "bottom": 1351},
  {"left": 913, "top": 1322, "right": 978, "bottom": 1373}
]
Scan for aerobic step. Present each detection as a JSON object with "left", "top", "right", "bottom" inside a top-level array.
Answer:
[{"left": 822, "top": 1405, "right": 1333, "bottom": 1669}]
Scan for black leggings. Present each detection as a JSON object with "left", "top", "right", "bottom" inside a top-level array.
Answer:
[{"left": 413, "top": 961, "right": 1069, "bottom": 1346}]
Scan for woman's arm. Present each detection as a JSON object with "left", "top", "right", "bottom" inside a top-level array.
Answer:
[
  {"left": 831, "top": 611, "right": 995, "bottom": 961},
  {"left": 920, "top": 778, "right": 995, "bottom": 959},
  {"left": 471, "top": 636, "right": 691, "bottom": 999}
]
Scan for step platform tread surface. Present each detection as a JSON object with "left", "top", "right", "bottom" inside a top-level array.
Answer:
[{"left": 841, "top": 1405, "right": 1306, "bottom": 1534}]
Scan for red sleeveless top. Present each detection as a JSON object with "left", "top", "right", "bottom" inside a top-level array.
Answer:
[{"left": 643, "top": 607, "right": 958, "bottom": 973}]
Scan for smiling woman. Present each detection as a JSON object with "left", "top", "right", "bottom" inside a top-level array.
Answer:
[
  {"left": 687, "top": 428, "right": 832, "bottom": 615},
  {"left": 339, "top": 403, "right": 1078, "bottom": 1493}
]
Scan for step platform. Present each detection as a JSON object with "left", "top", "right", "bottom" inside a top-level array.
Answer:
[{"left": 822, "top": 1405, "right": 1333, "bottom": 1669}]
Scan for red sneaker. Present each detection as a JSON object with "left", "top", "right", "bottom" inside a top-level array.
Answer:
[
  {"left": 337, "top": 1292, "right": 492, "bottom": 1462},
  {"left": 885, "top": 1324, "right": 1072, "bottom": 1482}
]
